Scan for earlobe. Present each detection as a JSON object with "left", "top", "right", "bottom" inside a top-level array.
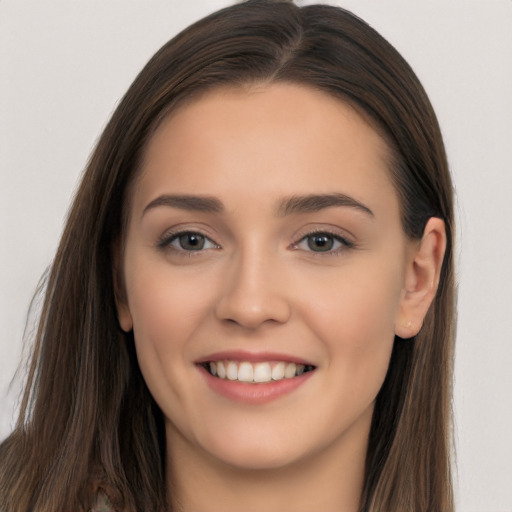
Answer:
[
  {"left": 395, "top": 217, "right": 446, "bottom": 339},
  {"left": 112, "top": 241, "right": 133, "bottom": 333},
  {"left": 117, "top": 303, "right": 133, "bottom": 333}
]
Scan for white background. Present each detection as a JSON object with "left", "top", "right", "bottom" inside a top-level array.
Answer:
[{"left": 1, "top": 1, "right": 511, "bottom": 510}]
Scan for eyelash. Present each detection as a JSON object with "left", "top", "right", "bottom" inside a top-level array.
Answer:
[
  {"left": 156, "top": 229, "right": 354, "bottom": 256},
  {"left": 156, "top": 230, "right": 220, "bottom": 255},
  {"left": 291, "top": 230, "right": 354, "bottom": 255}
]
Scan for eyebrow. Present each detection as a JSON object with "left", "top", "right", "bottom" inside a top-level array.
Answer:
[
  {"left": 142, "top": 194, "right": 224, "bottom": 216},
  {"left": 142, "top": 192, "right": 374, "bottom": 218},
  {"left": 277, "top": 193, "right": 374, "bottom": 217}
]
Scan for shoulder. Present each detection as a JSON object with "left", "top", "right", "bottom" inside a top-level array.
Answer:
[{"left": 90, "top": 492, "right": 115, "bottom": 512}]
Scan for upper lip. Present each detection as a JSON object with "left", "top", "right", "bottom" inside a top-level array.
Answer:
[{"left": 195, "top": 350, "right": 315, "bottom": 366}]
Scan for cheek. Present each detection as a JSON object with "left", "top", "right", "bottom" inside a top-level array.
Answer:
[
  {"left": 124, "top": 259, "right": 215, "bottom": 395},
  {"left": 127, "top": 257, "right": 211, "bottom": 340},
  {"left": 304, "top": 256, "right": 403, "bottom": 336},
  {"left": 300, "top": 259, "right": 404, "bottom": 394}
]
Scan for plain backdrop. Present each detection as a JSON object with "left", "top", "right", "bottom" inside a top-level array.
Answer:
[{"left": 1, "top": 1, "right": 511, "bottom": 510}]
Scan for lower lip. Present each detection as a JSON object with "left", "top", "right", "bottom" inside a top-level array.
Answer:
[{"left": 198, "top": 365, "right": 314, "bottom": 404}]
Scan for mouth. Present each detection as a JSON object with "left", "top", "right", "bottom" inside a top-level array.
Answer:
[{"left": 199, "top": 360, "right": 316, "bottom": 384}]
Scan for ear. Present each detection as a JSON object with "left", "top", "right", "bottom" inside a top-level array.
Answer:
[
  {"left": 395, "top": 217, "right": 446, "bottom": 339},
  {"left": 112, "top": 240, "right": 133, "bottom": 332}
]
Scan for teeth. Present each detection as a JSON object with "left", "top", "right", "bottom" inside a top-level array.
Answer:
[
  {"left": 238, "top": 362, "right": 254, "bottom": 382},
  {"left": 271, "top": 362, "right": 285, "bottom": 380},
  {"left": 216, "top": 361, "right": 226, "bottom": 379},
  {"left": 207, "top": 360, "right": 313, "bottom": 383},
  {"left": 284, "top": 362, "right": 296, "bottom": 379},
  {"left": 226, "top": 361, "right": 238, "bottom": 381},
  {"left": 254, "top": 362, "right": 272, "bottom": 383}
]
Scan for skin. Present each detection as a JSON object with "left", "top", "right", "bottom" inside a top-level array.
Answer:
[{"left": 116, "top": 83, "right": 445, "bottom": 512}]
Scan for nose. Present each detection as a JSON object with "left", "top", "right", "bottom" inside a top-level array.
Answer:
[{"left": 214, "top": 248, "right": 292, "bottom": 330}]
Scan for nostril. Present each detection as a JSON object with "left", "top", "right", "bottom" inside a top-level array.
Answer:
[
  {"left": 215, "top": 295, "right": 292, "bottom": 329},
  {"left": 213, "top": 256, "right": 292, "bottom": 328}
]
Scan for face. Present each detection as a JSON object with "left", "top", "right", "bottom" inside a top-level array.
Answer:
[{"left": 117, "top": 83, "right": 417, "bottom": 472}]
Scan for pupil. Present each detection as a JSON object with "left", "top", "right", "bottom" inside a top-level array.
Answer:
[
  {"left": 308, "top": 235, "right": 333, "bottom": 252},
  {"left": 179, "top": 233, "right": 204, "bottom": 250}
]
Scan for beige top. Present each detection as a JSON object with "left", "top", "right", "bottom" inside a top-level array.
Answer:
[{"left": 90, "top": 493, "right": 114, "bottom": 512}]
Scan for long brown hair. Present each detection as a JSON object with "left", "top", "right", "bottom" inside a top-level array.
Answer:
[{"left": 0, "top": 1, "right": 455, "bottom": 511}]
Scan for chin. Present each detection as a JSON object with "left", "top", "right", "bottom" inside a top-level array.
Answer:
[{"left": 209, "top": 441, "right": 308, "bottom": 472}]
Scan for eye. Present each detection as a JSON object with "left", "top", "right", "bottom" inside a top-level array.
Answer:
[
  {"left": 159, "top": 231, "right": 219, "bottom": 252},
  {"left": 294, "top": 231, "right": 352, "bottom": 253}
]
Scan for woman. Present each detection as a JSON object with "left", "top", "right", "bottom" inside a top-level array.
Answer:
[{"left": 0, "top": 1, "right": 455, "bottom": 511}]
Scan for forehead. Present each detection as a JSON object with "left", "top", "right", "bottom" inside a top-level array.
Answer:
[{"left": 133, "top": 83, "right": 399, "bottom": 220}]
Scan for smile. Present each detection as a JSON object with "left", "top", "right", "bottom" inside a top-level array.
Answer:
[{"left": 202, "top": 360, "right": 316, "bottom": 383}]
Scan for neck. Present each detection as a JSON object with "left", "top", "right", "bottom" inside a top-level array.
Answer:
[{"left": 166, "top": 410, "right": 371, "bottom": 512}]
